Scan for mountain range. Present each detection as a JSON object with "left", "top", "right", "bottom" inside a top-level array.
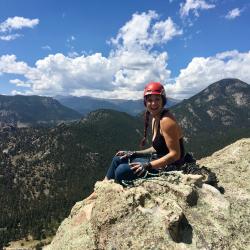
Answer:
[
  {"left": 171, "top": 78, "right": 250, "bottom": 157},
  {"left": 0, "top": 78, "right": 249, "bottom": 248},
  {"left": 0, "top": 94, "right": 179, "bottom": 128},
  {"left": 0, "top": 95, "right": 81, "bottom": 127},
  {"left": 54, "top": 95, "right": 180, "bottom": 116}
]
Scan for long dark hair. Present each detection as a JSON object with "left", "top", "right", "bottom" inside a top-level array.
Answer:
[{"left": 140, "top": 110, "right": 150, "bottom": 147}]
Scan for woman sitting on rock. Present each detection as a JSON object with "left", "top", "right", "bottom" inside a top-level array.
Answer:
[{"left": 105, "top": 82, "right": 185, "bottom": 184}]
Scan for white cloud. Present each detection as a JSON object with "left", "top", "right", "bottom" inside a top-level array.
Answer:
[
  {"left": 1, "top": 50, "right": 170, "bottom": 98},
  {"left": 70, "top": 88, "right": 143, "bottom": 100},
  {"left": 151, "top": 17, "right": 183, "bottom": 44},
  {"left": 110, "top": 10, "right": 158, "bottom": 50},
  {"left": 1, "top": 11, "right": 249, "bottom": 101},
  {"left": 0, "top": 33, "right": 21, "bottom": 41},
  {"left": 0, "top": 16, "right": 39, "bottom": 42},
  {"left": 111, "top": 49, "right": 170, "bottom": 91},
  {"left": 0, "top": 11, "right": 182, "bottom": 99},
  {"left": 1, "top": 53, "right": 116, "bottom": 95},
  {"left": 1, "top": 50, "right": 250, "bottom": 100},
  {"left": 0, "top": 55, "right": 30, "bottom": 74},
  {"left": 110, "top": 11, "right": 182, "bottom": 50},
  {"left": 1, "top": 12, "right": 248, "bottom": 101},
  {"left": 225, "top": 8, "right": 242, "bottom": 20},
  {"left": 9, "top": 79, "right": 31, "bottom": 87},
  {"left": 165, "top": 50, "right": 250, "bottom": 99},
  {"left": 180, "top": 0, "right": 215, "bottom": 18},
  {"left": 0, "top": 16, "right": 39, "bottom": 33},
  {"left": 11, "top": 89, "right": 32, "bottom": 95}
]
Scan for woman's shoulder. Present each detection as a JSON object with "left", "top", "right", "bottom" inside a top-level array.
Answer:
[
  {"left": 160, "top": 109, "right": 180, "bottom": 129},
  {"left": 160, "top": 109, "right": 177, "bottom": 122},
  {"left": 160, "top": 114, "right": 177, "bottom": 129},
  {"left": 160, "top": 109, "right": 183, "bottom": 136}
]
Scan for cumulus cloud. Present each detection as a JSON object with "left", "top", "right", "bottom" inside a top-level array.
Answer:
[
  {"left": 110, "top": 49, "right": 171, "bottom": 91},
  {"left": 225, "top": 8, "right": 242, "bottom": 20},
  {"left": 0, "top": 11, "right": 182, "bottom": 99},
  {"left": 165, "top": 50, "right": 250, "bottom": 99},
  {"left": 0, "top": 53, "right": 116, "bottom": 95},
  {"left": 1, "top": 50, "right": 170, "bottom": 98},
  {"left": 110, "top": 11, "right": 157, "bottom": 49},
  {"left": 0, "top": 16, "right": 39, "bottom": 32},
  {"left": 0, "top": 55, "right": 30, "bottom": 74},
  {"left": 2, "top": 49, "right": 250, "bottom": 99},
  {"left": 0, "top": 16, "right": 39, "bottom": 42},
  {"left": 180, "top": 0, "right": 215, "bottom": 18},
  {"left": 1, "top": 11, "right": 249, "bottom": 101},
  {"left": 152, "top": 17, "right": 183, "bottom": 44},
  {"left": 110, "top": 11, "right": 182, "bottom": 50},
  {"left": 9, "top": 79, "right": 31, "bottom": 87}
]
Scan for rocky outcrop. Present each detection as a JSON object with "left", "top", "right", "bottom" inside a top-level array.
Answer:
[{"left": 45, "top": 138, "right": 250, "bottom": 250}]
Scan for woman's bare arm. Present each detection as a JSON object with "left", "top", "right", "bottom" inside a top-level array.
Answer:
[
  {"left": 135, "top": 146, "right": 156, "bottom": 156},
  {"left": 150, "top": 116, "right": 181, "bottom": 169}
]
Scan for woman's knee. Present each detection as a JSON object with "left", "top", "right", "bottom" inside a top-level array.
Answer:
[
  {"left": 111, "top": 156, "right": 125, "bottom": 166},
  {"left": 115, "top": 164, "right": 135, "bottom": 182},
  {"left": 106, "top": 156, "right": 128, "bottom": 180}
]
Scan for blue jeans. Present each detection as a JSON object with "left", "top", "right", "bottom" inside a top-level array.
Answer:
[{"left": 106, "top": 156, "right": 159, "bottom": 184}]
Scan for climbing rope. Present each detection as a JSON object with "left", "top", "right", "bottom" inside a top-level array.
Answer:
[{"left": 121, "top": 162, "right": 218, "bottom": 188}]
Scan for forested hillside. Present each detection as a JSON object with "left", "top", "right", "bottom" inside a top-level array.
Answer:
[
  {"left": 172, "top": 78, "right": 250, "bottom": 158},
  {"left": 0, "top": 110, "right": 142, "bottom": 248}
]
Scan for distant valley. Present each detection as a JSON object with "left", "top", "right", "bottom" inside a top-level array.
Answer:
[{"left": 54, "top": 95, "right": 181, "bottom": 116}]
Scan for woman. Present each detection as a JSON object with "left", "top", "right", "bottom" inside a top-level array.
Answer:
[{"left": 105, "top": 82, "right": 185, "bottom": 184}]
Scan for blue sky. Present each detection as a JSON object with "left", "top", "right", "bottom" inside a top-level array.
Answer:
[{"left": 0, "top": 0, "right": 249, "bottom": 99}]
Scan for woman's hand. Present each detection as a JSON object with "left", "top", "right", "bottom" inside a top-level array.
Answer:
[
  {"left": 115, "top": 151, "right": 126, "bottom": 156},
  {"left": 129, "top": 162, "right": 147, "bottom": 176},
  {"left": 115, "top": 151, "right": 135, "bottom": 159}
]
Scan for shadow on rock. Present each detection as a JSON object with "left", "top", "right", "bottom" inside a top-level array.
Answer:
[{"left": 168, "top": 214, "right": 193, "bottom": 244}]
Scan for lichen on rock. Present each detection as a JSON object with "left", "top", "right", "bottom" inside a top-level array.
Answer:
[{"left": 46, "top": 138, "right": 250, "bottom": 250}]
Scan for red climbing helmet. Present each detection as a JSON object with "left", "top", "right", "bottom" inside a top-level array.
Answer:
[{"left": 143, "top": 82, "right": 166, "bottom": 105}]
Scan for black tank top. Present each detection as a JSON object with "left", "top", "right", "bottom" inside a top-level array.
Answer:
[{"left": 152, "top": 109, "right": 185, "bottom": 159}]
